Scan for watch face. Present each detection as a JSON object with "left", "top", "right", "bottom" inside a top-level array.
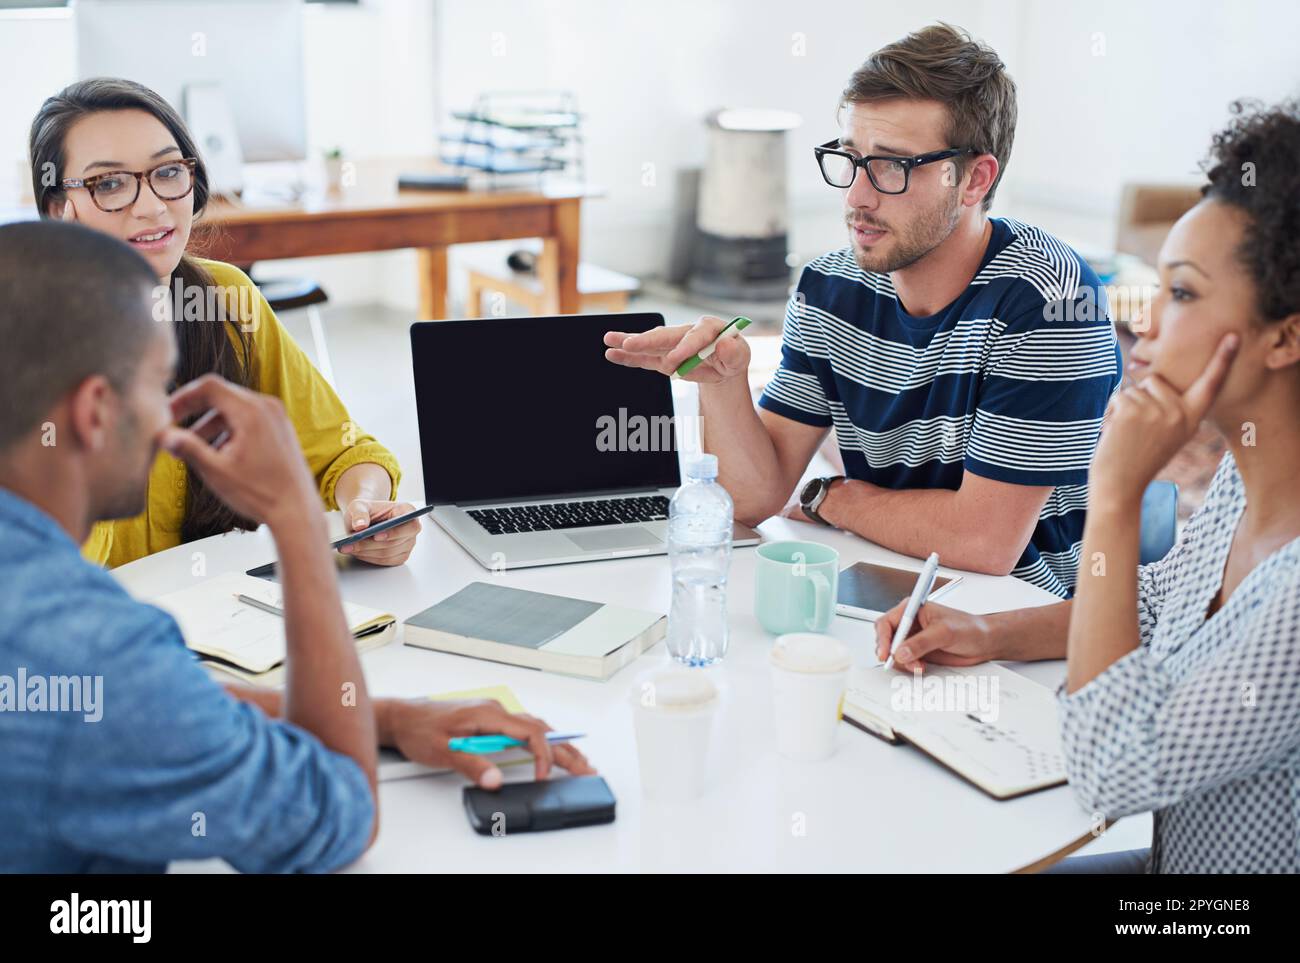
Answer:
[{"left": 799, "top": 477, "right": 822, "bottom": 506}]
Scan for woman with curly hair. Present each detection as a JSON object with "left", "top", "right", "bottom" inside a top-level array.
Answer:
[{"left": 872, "top": 100, "right": 1300, "bottom": 873}]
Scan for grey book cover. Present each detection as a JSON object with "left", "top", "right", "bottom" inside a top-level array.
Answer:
[{"left": 405, "top": 582, "right": 603, "bottom": 649}]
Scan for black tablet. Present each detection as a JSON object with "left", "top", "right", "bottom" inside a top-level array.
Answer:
[{"left": 836, "top": 560, "right": 961, "bottom": 621}]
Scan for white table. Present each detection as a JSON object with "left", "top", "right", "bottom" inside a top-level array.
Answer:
[{"left": 113, "top": 513, "right": 1103, "bottom": 873}]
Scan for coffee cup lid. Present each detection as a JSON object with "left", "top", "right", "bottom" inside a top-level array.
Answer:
[
  {"left": 770, "top": 633, "right": 851, "bottom": 673},
  {"left": 630, "top": 668, "right": 718, "bottom": 710}
]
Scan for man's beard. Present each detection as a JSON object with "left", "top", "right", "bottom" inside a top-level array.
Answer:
[{"left": 847, "top": 192, "right": 962, "bottom": 274}]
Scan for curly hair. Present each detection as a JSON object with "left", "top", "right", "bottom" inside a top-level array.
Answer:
[{"left": 1201, "top": 99, "right": 1300, "bottom": 323}]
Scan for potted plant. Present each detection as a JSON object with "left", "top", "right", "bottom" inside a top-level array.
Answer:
[{"left": 323, "top": 147, "right": 344, "bottom": 191}]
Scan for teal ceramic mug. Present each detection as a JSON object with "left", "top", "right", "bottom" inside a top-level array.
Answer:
[{"left": 754, "top": 540, "right": 839, "bottom": 634}]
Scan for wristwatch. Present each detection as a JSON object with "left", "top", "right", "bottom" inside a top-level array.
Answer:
[{"left": 799, "top": 475, "right": 844, "bottom": 526}]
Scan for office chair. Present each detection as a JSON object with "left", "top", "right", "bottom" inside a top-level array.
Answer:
[
  {"left": 249, "top": 275, "right": 334, "bottom": 386},
  {"left": 1139, "top": 479, "right": 1179, "bottom": 565}
]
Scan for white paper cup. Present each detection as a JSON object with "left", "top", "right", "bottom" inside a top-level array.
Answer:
[
  {"left": 769, "top": 633, "right": 851, "bottom": 762},
  {"left": 630, "top": 669, "right": 719, "bottom": 802}
]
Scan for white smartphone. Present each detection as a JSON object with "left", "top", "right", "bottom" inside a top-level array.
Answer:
[{"left": 835, "top": 560, "right": 962, "bottom": 621}]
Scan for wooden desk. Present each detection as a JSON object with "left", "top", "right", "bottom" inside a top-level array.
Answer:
[
  {"left": 5, "top": 157, "right": 587, "bottom": 320},
  {"left": 202, "top": 158, "right": 586, "bottom": 319}
]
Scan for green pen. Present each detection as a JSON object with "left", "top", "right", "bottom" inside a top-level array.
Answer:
[
  {"left": 449, "top": 732, "right": 585, "bottom": 754},
  {"left": 674, "top": 316, "right": 751, "bottom": 378}
]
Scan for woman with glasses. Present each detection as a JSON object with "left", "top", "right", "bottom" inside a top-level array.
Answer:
[{"left": 28, "top": 78, "right": 421, "bottom": 568}]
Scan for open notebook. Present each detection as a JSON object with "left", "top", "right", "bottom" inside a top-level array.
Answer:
[
  {"left": 150, "top": 572, "right": 396, "bottom": 687},
  {"left": 843, "top": 661, "right": 1067, "bottom": 800}
]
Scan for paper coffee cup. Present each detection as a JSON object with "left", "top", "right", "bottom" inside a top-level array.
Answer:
[
  {"left": 630, "top": 669, "right": 719, "bottom": 802},
  {"left": 769, "top": 633, "right": 851, "bottom": 762}
]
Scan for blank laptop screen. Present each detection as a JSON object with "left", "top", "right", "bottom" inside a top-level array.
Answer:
[{"left": 411, "top": 314, "right": 682, "bottom": 506}]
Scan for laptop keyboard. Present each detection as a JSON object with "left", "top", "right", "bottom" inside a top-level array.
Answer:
[{"left": 467, "top": 495, "right": 670, "bottom": 535}]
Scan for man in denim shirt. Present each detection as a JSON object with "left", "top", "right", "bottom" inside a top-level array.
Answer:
[{"left": 0, "top": 222, "right": 590, "bottom": 873}]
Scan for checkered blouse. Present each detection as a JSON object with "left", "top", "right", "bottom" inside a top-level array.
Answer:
[{"left": 1058, "top": 452, "right": 1300, "bottom": 872}]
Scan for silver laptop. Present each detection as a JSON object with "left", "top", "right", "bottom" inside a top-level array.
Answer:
[{"left": 410, "top": 313, "right": 761, "bottom": 570}]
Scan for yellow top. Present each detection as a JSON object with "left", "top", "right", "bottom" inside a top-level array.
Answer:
[{"left": 83, "top": 259, "right": 401, "bottom": 569}]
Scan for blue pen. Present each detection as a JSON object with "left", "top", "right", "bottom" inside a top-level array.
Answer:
[{"left": 449, "top": 732, "right": 585, "bottom": 754}]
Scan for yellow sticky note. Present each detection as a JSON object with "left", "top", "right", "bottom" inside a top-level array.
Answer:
[{"left": 428, "top": 684, "right": 525, "bottom": 715}]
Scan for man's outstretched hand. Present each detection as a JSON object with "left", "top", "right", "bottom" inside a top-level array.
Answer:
[{"left": 604, "top": 315, "right": 750, "bottom": 384}]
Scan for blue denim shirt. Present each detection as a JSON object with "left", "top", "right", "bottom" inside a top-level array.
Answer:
[{"left": 0, "top": 487, "right": 374, "bottom": 873}]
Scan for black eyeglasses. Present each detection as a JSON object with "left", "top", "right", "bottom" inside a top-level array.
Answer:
[
  {"left": 814, "top": 140, "right": 976, "bottom": 194},
  {"left": 60, "top": 158, "right": 198, "bottom": 213}
]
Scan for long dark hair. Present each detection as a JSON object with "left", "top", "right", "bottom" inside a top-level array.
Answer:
[{"left": 30, "top": 77, "right": 257, "bottom": 544}]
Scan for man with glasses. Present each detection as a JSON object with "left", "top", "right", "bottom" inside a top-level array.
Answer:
[{"left": 606, "top": 23, "right": 1120, "bottom": 598}]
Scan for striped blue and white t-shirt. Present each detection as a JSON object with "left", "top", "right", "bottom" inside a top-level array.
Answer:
[{"left": 758, "top": 217, "right": 1121, "bottom": 597}]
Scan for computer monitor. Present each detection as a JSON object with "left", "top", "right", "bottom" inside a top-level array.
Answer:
[{"left": 73, "top": 0, "right": 306, "bottom": 164}]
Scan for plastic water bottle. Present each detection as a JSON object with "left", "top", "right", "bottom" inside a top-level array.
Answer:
[{"left": 666, "top": 454, "right": 733, "bottom": 666}]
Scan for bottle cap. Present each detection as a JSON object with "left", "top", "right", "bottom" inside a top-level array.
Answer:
[{"left": 688, "top": 454, "right": 718, "bottom": 480}]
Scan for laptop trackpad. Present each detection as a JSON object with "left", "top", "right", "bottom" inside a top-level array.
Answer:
[{"left": 564, "top": 527, "right": 662, "bottom": 553}]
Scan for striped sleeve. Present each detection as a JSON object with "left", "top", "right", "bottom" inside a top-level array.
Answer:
[
  {"left": 757, "top": 281, "right": 833, "bottom": 428},
  {"left": 964, "top": 298, "right": 1120, "bottom": 487}
]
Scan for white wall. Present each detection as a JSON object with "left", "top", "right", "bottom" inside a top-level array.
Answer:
[
  {"left": 433, "top": 0, "right": 1300, "bottom": 273},
  {"left": 1009, "top": 0, "right": 1300, "bottom": 249},
  {"left": 0, "top": 8, "right": 76, "bottom": 202},
  {"left": 3, "top": 0, "right": 1299, "bottom": 310},
  {"left": 0, "top": 0, "right": 437, "bottom": 303},
  {"left": 433, "top": 0, "right": 1022, "bottom": 277}
]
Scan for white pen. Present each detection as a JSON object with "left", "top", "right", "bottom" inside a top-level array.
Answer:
[{"left": 883, "top": 552, "right": 940, "bottom": 670}]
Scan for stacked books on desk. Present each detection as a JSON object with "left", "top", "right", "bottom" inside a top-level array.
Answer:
[
  {"left": 150, "top": 572, "right": 396, "bottom": 687},
  {"left": 842, "top": 661, "right": 1067, "bottom": 800},
  {"left": 403, "top": 582, "right": 665, "bottom": 681}
]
